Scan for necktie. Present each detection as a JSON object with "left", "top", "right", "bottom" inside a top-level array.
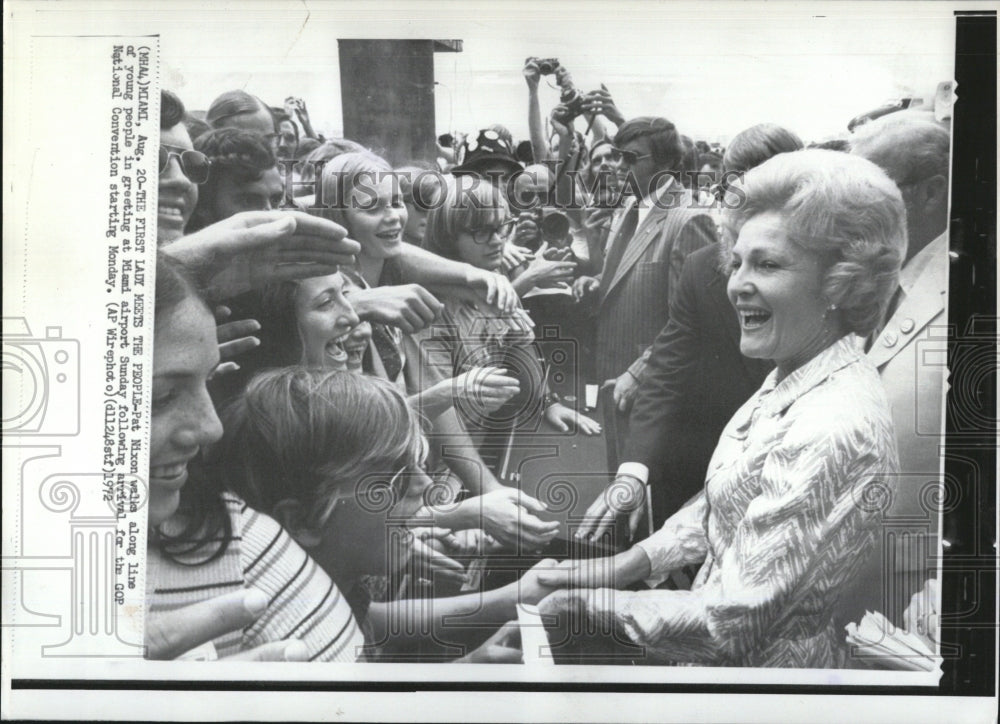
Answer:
[{"left": 602, "top": 202, "right": 640, "bottom": 285}]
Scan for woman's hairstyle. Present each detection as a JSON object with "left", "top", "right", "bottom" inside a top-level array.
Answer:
[
  {"left": 722, "top": 149, "right": 907, "bottom": 337},
  {"left": 422, "top": 175, "right": 509, "bottom": 261},
  {"left": 160, "top": 90, "right": 186, "bottom": 131},
  {"left": 317, "top": 150, "right": 393, "bottom": 229},
  {"left": 153, "top": 253, "right": 231, "bottom": 561},
  {"left": 723, "top": 123, "right": 804, "bottom": 174},
  {"left": 396, "top": 162, "right": 445, "bottom": 211},
  {"left": 206, "top": 90, "right": 274, "bottom": 131},
  {"left": 184, "top": 116, "right": 212, "bottom": 143},
  {"left": 613, "top": 116, "right": 684, "bottom": 170},
  {"left": 189, "top": 128, "right": 277, "bottom": 230},
  {"left": 211, "top": 367, "right": 427, "bottom": 528},
  {"left": 249, "top": 279, "right": 306, "bottom": 370},
  {"left": 849, "top": 113, "right": 950, "bottom": 187},
  {"left": 294, "top": 138, "right": 368, "bottom": 187},
  {"left": 295, "top": 136, "right": 323, "bottom": 160},
  {"left": 155, "top": 251, "right": 207, "bottom": 321}
]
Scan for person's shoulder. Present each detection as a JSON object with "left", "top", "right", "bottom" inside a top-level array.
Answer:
[
  {"left": 225, "top": 495, "right": 302, "bottom": 575},
  {"left": 785, "top": 355, "right": 895, "bottom": 451},
  {"left": 227, "top": 498, "right": 365, "bottom": 662},
  {"left": 683, "top": 242, "right": 724, "bottom": 276}
]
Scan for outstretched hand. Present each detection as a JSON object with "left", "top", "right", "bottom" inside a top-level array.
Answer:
[
  {"left": 575, "top": 475, "right": 646, "bottom": 542},
  {"left": 164, "top": 210, "right": 360, "bottom": 303},
  {"left": 543, "top": 403, "right": 602, "bottom": 435},
  {"left": 475, "top": 488, "right": 560, "bottom": 550},
  {"left": 214, "top": 305, "right": 260, "bottom": 376}
]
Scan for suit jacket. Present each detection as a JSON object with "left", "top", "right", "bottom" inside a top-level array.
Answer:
[
  {"left": 594, "top": 179, "right": 718, "bottom": 383},
  {"left": 623, "top": 243, "right": 772, "bottom": 524},
  {"left": 841, "top": 232, "right": 949, "bottom": 625}
]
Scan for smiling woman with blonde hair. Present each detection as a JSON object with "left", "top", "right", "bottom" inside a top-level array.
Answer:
[{"left": 538, "top": 149, "right": 907, "bottom": 668}]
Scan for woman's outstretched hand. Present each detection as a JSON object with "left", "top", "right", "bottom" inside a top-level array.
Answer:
[
  {"left": 164, "top": 211, "right": 360, "bottom": 302},
  {"left": 475, "top": 488, "right": 560, "bottom": 550}
]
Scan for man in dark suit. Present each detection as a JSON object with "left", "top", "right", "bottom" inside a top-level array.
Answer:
[
  {"left": 573, "top": 117, "right": 718, "bottom": 465},
  {"left": 576, "top": 243, "right": 772, "bottom": 539}
]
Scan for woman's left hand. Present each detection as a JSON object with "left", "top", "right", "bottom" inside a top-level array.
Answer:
[{"left": 544, "top": 403, "right": 602, "bottom": 435}]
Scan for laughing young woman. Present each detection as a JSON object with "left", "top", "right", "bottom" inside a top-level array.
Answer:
[
  {"left": 145, "top": 254, "right": 536, "bottom": 663},
  {"left": 145, "top": 254, "right": 363, "bottom": 662}
]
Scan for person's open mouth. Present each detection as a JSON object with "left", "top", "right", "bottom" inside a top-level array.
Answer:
[
  {"left": 375, "top": 228, "right": 402, "bottom": 242},
  {"left": 737, "top": 305, "right": 772, "bottom": 330},
  {"left": 158, "top": 199, "right": 187, "bottom": 227},
  {"left": 326, "top": 336, "right": 349, "bottom": 365}
]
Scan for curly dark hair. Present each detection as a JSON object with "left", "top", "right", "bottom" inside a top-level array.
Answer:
[
  {"left": 160, "top": 90, "right": 186, "bottom": 130},
  {"left": 188, "top": 128, "right": 277, "bottom": 230}
]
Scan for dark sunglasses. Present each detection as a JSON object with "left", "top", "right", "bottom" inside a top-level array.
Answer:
[
  {"left": 159, "top": 145, "right": 211, "bottom": 184},
  {"left": 610, "top": 147, "right": 653, "bottom": 166}
]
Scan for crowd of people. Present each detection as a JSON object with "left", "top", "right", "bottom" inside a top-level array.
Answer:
[{"left": 148, "top": 56, "right": 950, "bottom": 665}]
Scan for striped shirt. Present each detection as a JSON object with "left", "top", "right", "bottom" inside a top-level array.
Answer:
[{"left": 146, "top": 494, "right": 365, "bottom": 662}]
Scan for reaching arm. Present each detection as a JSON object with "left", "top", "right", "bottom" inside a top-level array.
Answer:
[
  {"left": 365, "top": 559, "right": 558, "bottom": 655},
  {"left": 396, "top": 243, "right": 518, "bottom": 314},
  {"left": 570, "top": 408, "right": 896, "bottom": 665},
  {"left": 524, "top": 59, "right": 552, "bottom": 163}
]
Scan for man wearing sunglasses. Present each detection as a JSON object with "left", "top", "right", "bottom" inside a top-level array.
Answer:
[
  {"left": 158, "top": 90, "right": 207, "bottom": 244},
  {"left": 572, "top": 116, "right": 718, "bottom": 512}
]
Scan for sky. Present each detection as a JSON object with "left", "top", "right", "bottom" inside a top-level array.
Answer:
[{"left": 47, "top": 0, "right": 957, "bottom": 145}]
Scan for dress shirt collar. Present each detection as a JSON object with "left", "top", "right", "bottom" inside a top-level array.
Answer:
[
  {"left": 633, "top": 173, "right": 680, "bottom": 209},
  {"left": 756, "top": 335, "right": 864, "bottom": 419}
]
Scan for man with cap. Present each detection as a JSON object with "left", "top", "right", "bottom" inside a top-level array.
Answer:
[{"left": 451, "top": 128, "right": 524, "bottom": 190}]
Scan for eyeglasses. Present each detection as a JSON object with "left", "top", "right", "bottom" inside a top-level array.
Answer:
[
  {"left": 159, "top": 145, "right": 211, "bottom": 184},
  {"left": 610, "top": 147, "right": 653, "bottom": 166},
  {"left": 467, "top": 218, "right": 517, "bottom": 244}
]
